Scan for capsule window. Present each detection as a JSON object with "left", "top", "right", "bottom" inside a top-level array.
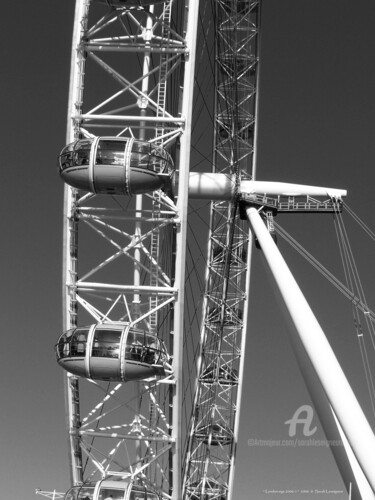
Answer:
[
  {"left": 149, "top": 147, "right": 168, "bottom": 172},
  {"left": 130, "top": 152, "right": 151, "bottom": 170},
  {"left": 143, "top": 334, "right": 161, "bottom": 365},
  {"left": 128, "top": 489, "right": 145, "bottom": 500},
  {"left": 65, "top": 486, "right": 94, "bottom": 500},
  {"left": 98, "top": 487, "right": 125, "bottom": 500},
  {"left": 130, "top": 152, "right": 150, "bottom": 170},
  {"left": 58, "top": 140, "right": 92, "bottom": 171},
  {"left": 92, "top": 328, "right": 121, "bottom": 358},
  {"left": 125, "top": 331, "right": 165, "bottom": 365},
  {"left": 126, "top": 331, "right": 145, "bottom": 362},
  {"left": 57, "top": 329, "right": 74, "bottom": 358},
  {"left": 74, "top": 139, "right": 92, "bottom": 167},
  {"left": 132, "top": 141, "right": 151, "bottom": 155},
  {"left": 70, "top": 328, "right": 89, "bottom": 357},
  {"left": 58, "top": 143, "right": 76, "bottom": 171},
  {"left": 96, "top": 140, "right": 126, "bottom": 166}
]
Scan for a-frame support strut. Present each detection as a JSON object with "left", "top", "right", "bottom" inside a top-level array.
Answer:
[{"left": 245, "top": 205, "right": 375, "bottom": 497}]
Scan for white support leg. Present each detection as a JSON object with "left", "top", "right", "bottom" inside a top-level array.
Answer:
[{"left": 245, "top": 206, "right": 375, "bottom": 494}]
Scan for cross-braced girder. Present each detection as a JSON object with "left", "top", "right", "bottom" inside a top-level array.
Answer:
[
  {"left": 63, "top": 1, "right": 199, "bottom": 498},
  {"left": 182, "top": 1, "right": 260, "bottom": 499}
]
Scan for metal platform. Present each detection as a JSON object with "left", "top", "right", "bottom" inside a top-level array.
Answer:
[{"left": 239, "top": 193, "right": 343, "bottom": 218}]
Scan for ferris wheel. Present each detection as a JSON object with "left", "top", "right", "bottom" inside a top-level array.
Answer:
[{"left": 46, "top": 1, "right": 375, "bottom": 500}]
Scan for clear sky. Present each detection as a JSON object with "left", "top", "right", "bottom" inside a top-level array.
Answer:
[{"left": 1, "top": 1, "right": 375, "bottom": 499}]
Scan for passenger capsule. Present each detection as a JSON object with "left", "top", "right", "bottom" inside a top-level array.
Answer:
[
  {"left": 64, "top": 479, "right": 160, "bottom": 500},
  {"left": 56, "top": 323, "right": 168, "bottom": 382},
  {"left": 58, "top": 137, "right": 174, "bottom": 195}
]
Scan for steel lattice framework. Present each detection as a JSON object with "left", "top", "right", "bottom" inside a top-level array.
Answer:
[
  {"left": 183, "top": 2, "right": 260, "bottom": 499},
  {"left": 61, "top": 1, "right": 260, "bottom": 499},
  {"left": 62, "top": 1, "right": 199, "bottom": 497}
]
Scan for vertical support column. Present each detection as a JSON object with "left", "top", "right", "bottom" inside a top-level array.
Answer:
[
  {"left": 172, "top": 0, "right": 200, "bottom": 497},
  {"left": 62, "top": 0, "right": 90, "bottom": 485},
  {"left": 245, "top": 205, "right": 375, "bottom": 494},
  {"left": 133, "top": 5, "right": 154, "bottom": 472},
  {"left": 228, "top": 229, "right": 254, "bottom": 500}
]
